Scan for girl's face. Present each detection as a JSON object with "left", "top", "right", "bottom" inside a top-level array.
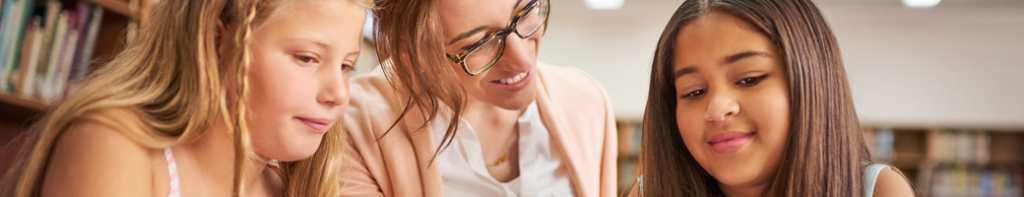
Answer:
[
  {"left": 245, "top": 1, "right": 365, "bottom": 162},
  {"left": 672, "top": 12, "right": 791, "bottom": 191},
  {"left": 437, "top": 0, "right": 545, "bottom": 110}
]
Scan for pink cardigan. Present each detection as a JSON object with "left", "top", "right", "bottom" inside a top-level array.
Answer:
[{"left": 338, "top": 62, "right": 618, "bottom": 197}]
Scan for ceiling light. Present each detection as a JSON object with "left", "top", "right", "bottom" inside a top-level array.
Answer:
[
  {"left": 902, "top": 0, "right": 941, "bottom": 8},
  {"left": 585, "top": 0, "right": 624, "bottom": 10}
]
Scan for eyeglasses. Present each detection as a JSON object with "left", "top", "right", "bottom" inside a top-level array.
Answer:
[{"left": 445, "top": 0, "right": 550, "bottom": 76}]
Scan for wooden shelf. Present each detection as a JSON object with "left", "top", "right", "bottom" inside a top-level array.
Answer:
[
  {"left": 0, "top": 94, "right": 44, "bottom": 112},
  {"left": 0, "top": 94, "right": 45, "bottom": 127},
  {"left": 89, "top": 0, "right": 137, "bottom": 20}
]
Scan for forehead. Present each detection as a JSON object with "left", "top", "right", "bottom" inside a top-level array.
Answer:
[
  {"left": 253, "top": 1, "right": 365, "bottom": 46},
  {"left": 674, "top": 12, "right": 775, "bottom": 66},
  {"left": 436, "top": 0, "right": 523, "bottom": 36}
]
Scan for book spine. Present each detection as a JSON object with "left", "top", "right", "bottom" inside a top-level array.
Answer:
[
  {"left": 75, "top": 6, "right": 102, "bottom": 81},
  {"left": 42, "top": 11, "right": 67, "bottom": 103},
  {"left": 12, "top": 16, "right": 37, "bottom": 95},
  {"left": 21, "top": 19, "right": 41, "bottom": 99}
]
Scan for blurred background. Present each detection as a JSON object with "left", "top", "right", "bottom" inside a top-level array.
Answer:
[{"left": 0, "top": 0, "right": 1021, "bottom": 196}]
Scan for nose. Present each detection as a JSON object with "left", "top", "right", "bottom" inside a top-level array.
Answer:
[
  {"left": 704, "top": 88, "right": 740, "bottom": 122},
  {"left": 317, "top": 66, "right": 350, "bottom": 108},
  {"left": 496, "top": 35, "right": 537, "bottom": 73}
]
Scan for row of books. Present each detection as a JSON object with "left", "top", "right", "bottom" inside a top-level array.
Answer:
[
  {"left": 863, "top": 127, "right": 896, "bottom": 161},
  {"left": 0, "top": 0, "right": 105, "bottom": 104},
  {"left": 615, "top": 121, "right": 642, "bottom": 191},
  {"left": 928, "top": 165, "right": 1021, "bottom": 197},
  {"left": 926, "top": 129, "right": 990, "bottom": 165}
]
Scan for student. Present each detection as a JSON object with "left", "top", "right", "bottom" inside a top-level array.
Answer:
[
  {"left": 629, "top": 0, "right": 916, "bottom": 196},
  {"left": 0, "top": 0, "right": 371, "bottom": 196},
  {"left": 339, "top": 0, "right": 617, "bottom": 196}
]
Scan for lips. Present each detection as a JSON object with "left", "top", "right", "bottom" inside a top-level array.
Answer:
[
  {"left": 708, "top": 131, "right": 755, "bottom": 153},
  {"left": 496, "top": 72, "right": 528, "bottom": 84},
  {"left": 490, "top": 70, "right": 532, "bottom": 92},
  {"left": 296, "top": 117, "right": 333, "bottom": 133}
]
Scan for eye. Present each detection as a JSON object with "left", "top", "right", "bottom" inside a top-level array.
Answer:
[
  {"left": 295, "top": 55, "right": 319, "bottom": 64},
  {"left": 341, "top": 63, "right": 355, "bottom": 72},
  {"left": 737, "top": 75, "right": 768, "bottom": 86},
  {"left": 680, "top": 89, "right": 706, "bottom": 100}
]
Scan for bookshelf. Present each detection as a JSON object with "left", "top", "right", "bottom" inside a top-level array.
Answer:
[
  {"left": 615, "top": 120, "right": 1024, "bottom": 196},
  {"left": 0, "top": 0, "right": 153, "bottom": 173}
]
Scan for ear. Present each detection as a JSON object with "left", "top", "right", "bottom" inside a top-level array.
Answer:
[{"left": 215, "top": 19, "right": 232, "bottom": 58}]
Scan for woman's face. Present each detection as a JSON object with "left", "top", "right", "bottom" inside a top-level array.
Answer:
[
  {"left": 672, "top": 12, "right": 791, "bottom": 191},
  {"left": 245, "top": 1, "right": 364, "bottom": 162},
  {"left": 437, "top": 0, "right": 546, "bottom": 110}
]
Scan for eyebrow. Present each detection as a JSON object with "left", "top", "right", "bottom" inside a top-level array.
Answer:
[
  {"left": 673, "top": 51, "right": 772, "bottom": 79},
  {"left": 448, "top": 26, "right": 489, "bottom": 45},
  {"left": 724, "top": 51, "right": 771, "bottom": 65},
  {"left": 673, "top": 67, "right": 697, "bottom": 79},
  {"left": 285, "top": 37, "right": 330, "bottom": 49}
]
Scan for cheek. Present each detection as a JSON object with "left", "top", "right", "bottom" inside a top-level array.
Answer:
[
  {"left": 675, "top": 102, "right": 706, "bottom": 148},
  {"left": 747, "top": 80, "right": 792, "bottom": 151},
  {"left": 454, "top": 66, "right": 487, "bottom": 94},
  {"left": 246, "top": 58, "right": 310, "bottom": 125}
]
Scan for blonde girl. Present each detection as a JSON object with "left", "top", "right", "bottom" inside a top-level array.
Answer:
[
  {"left": 1, "top": 0, "right": 371, "bottom": 196},
  {"left": 632, "top": 0, "right": 915, "bottom": 196}
]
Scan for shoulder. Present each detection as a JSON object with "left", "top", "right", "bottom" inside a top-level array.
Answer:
[
  {"left": 871, "top": 166, "right": 916, "bottom": 197},
  {"left": 345, "top": 68, "right": 406, "bottom": 133},
  {"left": 41, "top": 109, "right": 159, "bottom": 196}
]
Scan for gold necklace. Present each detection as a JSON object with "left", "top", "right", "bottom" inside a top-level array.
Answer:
[
  {"left": 489, "top": 154, "right": 508, "bottom": 167},
  {"left": 487, "top": 128, "right": 518, "bottom": 167}
]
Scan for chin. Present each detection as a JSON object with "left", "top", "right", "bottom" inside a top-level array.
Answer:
[
  {"left": 493, "top": 97, "right": 535, "bottom": 111},
  {"left": 709, "top": 164, "right": 769, "bottom": 188},
  {"left": 491, "top": 87, "right": 538, "bottom": 110},
  {"left": 274, "top": 139, "right": 323, "bottom": 162}
]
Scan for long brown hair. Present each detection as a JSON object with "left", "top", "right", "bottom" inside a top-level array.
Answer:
[
  {"left": 372, "top": 0, "right": 465, "bottom": 153},
  {"left": 639, "top": 0, "right": 869, "bottom": 196},
  {"left": 372, "top": 0, "right": 549, "bottom": 156},
  {"left": 0, "top": 0, "right": 371, "bottom": 196}
]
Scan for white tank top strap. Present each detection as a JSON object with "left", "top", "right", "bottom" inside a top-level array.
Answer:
[
  {"left": 164, "top": 148, "right": 181, "bottom": 197},
  {"left": 863, "top": 163, "right": 890, "bottom": 197},
  {"left": 638, "top": 176, "right": 644, "bottom": 197}
]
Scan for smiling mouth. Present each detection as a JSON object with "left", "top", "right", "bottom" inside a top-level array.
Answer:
[
  {"left": 492, "top": 72, "right": 528, "bottom": 84},
  {"left": 708, "top": 131, "right": 756, "bottom": 153},
  {"left": 488, "top": 70, "right": 532, "bottom": 92},
  {"left": 296, "top": 117, "right": 332, "bottom": 133}
]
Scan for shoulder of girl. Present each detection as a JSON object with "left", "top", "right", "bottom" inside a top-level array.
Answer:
[
  {"left": 43, "top": 118, "right": 157, "bottom": 196},
  {"left": 871, "top": 167, "right": 916, "bottom": 197}
]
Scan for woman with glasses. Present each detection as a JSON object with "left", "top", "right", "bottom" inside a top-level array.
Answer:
[{"left": 338, "top": 0, "right": 617, "bottom": 196}]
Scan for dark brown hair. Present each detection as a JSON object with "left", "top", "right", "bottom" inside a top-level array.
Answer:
[{"left": 639, "top": 0, "right": 871, "bottom": 196}]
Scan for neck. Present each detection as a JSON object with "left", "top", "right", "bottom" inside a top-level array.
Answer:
[
  {"left": 719, "top": 181, "right": 767, "bottom": 197},
  {"left": 461, "top": 98, "right": 524, "bottom": 133},
  {"left": 177, "top": 120, "right": 272, "bottom": 196}
]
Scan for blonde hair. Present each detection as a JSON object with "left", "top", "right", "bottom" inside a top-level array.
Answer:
[{"left": 0, "top": 0, "right": 372, "bottom": 196}]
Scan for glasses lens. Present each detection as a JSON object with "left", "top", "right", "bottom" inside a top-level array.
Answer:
[
  {"left": 465, "top": 37, "right": 505, "bottom": 75},
  {"left": 516, "top": 0, "right": 548, "bottom": 38}
]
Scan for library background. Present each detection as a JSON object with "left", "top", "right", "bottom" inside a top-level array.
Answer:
[{"left": 0, "top": 0, "right": 1021, "bottom": 197}]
